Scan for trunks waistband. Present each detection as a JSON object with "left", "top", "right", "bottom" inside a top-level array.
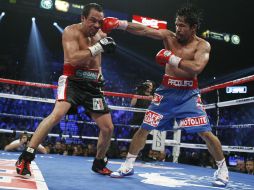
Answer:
[
  {"left": 162, "top": 74, "right": 198, "bottom": 89},
  {"left": 63, "top": 64, "right": 100, "bottom": 81}
]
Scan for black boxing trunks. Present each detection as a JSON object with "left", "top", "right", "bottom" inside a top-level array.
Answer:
[{"left": 57, "top": 64, "right": 109, "bottom": 114}]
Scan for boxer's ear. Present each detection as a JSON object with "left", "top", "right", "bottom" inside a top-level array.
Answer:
[{"left": 81, "top": 16, "right": 85, "bottom": 22}]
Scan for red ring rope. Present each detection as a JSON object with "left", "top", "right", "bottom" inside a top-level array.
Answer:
[
  {"left": 0, "top": 78, "right": 152, "bottom": 100},
  {"left": 200, "top": 75, "right": 254, "bottom": 93},
  {"left": 0, "top": 74, "right": 253, "bottom": 100}
]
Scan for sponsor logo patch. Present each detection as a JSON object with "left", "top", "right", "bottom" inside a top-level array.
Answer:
[
  {"left": 196, "top": 95, "right": 205, "bottom": 112},
  {"left": 168, "top": 79, "right": 193, "bottom": 87},
  {"left": 93, "top": 98, "right": 104, "bottom": 110},
  {"left": 179, "top": 115, "right": 208, "bottom": 127},
  {"left": 152, "top": 93, "right": 163, "bottom": 106},
  {"left": 76, "top": 70, "right": 98, "bottom": 80},
  {"left": 143, "top": 110, "right": 163, "bottom": 127}
]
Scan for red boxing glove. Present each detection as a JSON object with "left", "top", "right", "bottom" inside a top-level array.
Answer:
[
  {"left": 155, "top": 49, "right": 182, "bottom": 67},
  {"left": 102, "top": 17, "right": 128, "bottom": 33}
]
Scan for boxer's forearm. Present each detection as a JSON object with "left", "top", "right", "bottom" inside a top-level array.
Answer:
[
  {"left": 126, "top": 22, "right": 167, "bottom": 40},
  {"left": 126, "top": 22, "right": 148, "bottom": 36},
  {"left": 178, "top": 59, "right": 206, "bottom": 75}
]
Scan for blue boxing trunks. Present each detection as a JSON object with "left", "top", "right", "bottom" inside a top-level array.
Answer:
[{"left": 141, "top": 74, "right": 212, "bottom": 133}]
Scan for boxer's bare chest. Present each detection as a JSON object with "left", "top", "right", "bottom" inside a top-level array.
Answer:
[{"left": 78, "top": 34, "right": 101, "bottom": 69}]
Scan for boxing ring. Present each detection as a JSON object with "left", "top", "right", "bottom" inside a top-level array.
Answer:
[{"left": 0, "top": 76, "right": 254, "bottom": 190}]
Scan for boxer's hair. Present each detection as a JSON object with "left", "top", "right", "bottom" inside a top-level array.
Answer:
[
  {"left": 176, "top": 5, "right": 202, "bottom": 29},
  {"left": 82, "top": 3, "right": 103, "bottom": 18}
]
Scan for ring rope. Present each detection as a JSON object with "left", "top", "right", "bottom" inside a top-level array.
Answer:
[
  {"left": 0, "top": 78, "right": 152, "bottom": 100},
  {"left": 204, "top": 96, "right": 254, "bottom": 109},
  {"left": 0, "top": 93, "right": 147, "bottom": 112},
  {"left": 0, "top": 78, "right": 57, "bottom": 89},
  {"left": 0, "top": 113, "right": 140, "bottom": 128},
  {"left": 0, "top": 128, "right": 253, "bottom": 153},
  {"left": 1, "top": 74, "right": 254, "bottom": 100},
  {"left": 1, "top": 113, "right": 254, "bottom": 131},
  {"left": 200, "top": 74, "right": 254, "bottom": 93},
  {"left": 0, "top": 92, "right": 253, "bottom": 111}
]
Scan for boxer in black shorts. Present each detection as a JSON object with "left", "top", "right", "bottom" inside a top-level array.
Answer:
[{"left": 16, "top": 3, "right": 116, "bottom": 177}]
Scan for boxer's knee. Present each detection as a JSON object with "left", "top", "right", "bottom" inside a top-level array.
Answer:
[
  {"left": 100, "top": 123, "right": 114, "bottom": 134},
  {"left": 198, "top": 131, "right": 213, "bottom": 140},
  {"left": 135, "top": 128, "right": 150, "bottom": 138},
  {"left": 199, "top": 131, "right": 221, "bottom": 145}
]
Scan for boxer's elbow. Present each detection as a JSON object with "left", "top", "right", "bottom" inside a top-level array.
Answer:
[
  {"left": 180, "top": 61, "right": 204, "bottom": 75},
  {"left": 192, "top": 65, "right": 204, "bottom": 75},
  {"left": 188, "top": 61, "right": 205, "bottom": 75}
]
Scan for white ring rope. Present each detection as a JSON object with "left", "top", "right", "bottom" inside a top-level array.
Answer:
[
  {"left": 0, "top": 129, "right": 253, "bottom": 153},
  {"left": 0, "top": 93, "right": 146, "bottom": 113},
  {"left": 1, "top": 112, "right": 254, "bottom": 129},
  {"left": 0, "top": 93, "right": 254, "bottom": 112},
  {"left": 0, "top": 113, "right": 140, "bottom": 128},
  {"left": 204, "top": 96, "right": 254, "bottom": 109}
]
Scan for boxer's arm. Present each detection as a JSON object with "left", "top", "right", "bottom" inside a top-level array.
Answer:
[
  {"left": 102, "top": 17, "right": 172, "bottom": 40},
  {"left": 178, "top": 41, "right": 211, "bottom": 75},
  {"left": 126, "top": 23, "right": 172, "bottom": 40},
  {"left": 62, "top": 27, "right": 92, "bottom": 66}
]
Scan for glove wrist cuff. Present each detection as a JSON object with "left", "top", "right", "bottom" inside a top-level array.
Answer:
[
  {"left": 169, "top": 54, "right": 182, "bottom": 68},
  {"left": 118, "top": 20, "right": 128, "bottom": 30},
  {"left": 88, "top": 43, "right": 104, "bottom": 56}
]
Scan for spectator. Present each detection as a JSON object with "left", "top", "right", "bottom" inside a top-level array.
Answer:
[
  {"left": 130, "top": 80, "right": 155, "bottom": 161},
  {"left": 246, "top": 159, "right": 254, "bottom": 175},
  {"left": 52, "top": 141, "right": 64, "bottom": 155},
  {"left": 130, "top": 80, "right": 155, "bottom": 127},
  {"left": 235, "top": 159, "right": 246, "bottom": 173},
  {"left": 4, "top": 133, "right": 47, "bottom": 154},
  {"left": 157, "top": 151, "right": 166, "bottom": 162}
]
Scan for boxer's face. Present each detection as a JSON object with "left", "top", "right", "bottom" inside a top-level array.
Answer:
[
  {"left": 175, "top": 16, "right": 196, "bottom": 44},
  {"left": 81, "top": 8, "right": 104, "bottom": 37}
]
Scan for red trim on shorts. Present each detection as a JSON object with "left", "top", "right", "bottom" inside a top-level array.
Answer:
[
  {"left": 63, "top": 64, "right": 99, "bottom": 76},
  {"left": 162, "top": 74, "right": 198, "bottom": 89}
]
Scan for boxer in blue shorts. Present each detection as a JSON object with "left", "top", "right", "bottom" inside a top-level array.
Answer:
[{"left": 103, "top": 5, "right": 229, "bottom": 187}]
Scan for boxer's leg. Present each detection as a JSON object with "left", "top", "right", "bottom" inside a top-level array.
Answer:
[
  {"left": 199, "top": 131, "right": 229, "bottom": 187},
  {"left": 16, "top": 101, "right": 71, "bottom": 176},
  {"left": 90, "top": 112, "right": 114, "bottom": 175}
]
